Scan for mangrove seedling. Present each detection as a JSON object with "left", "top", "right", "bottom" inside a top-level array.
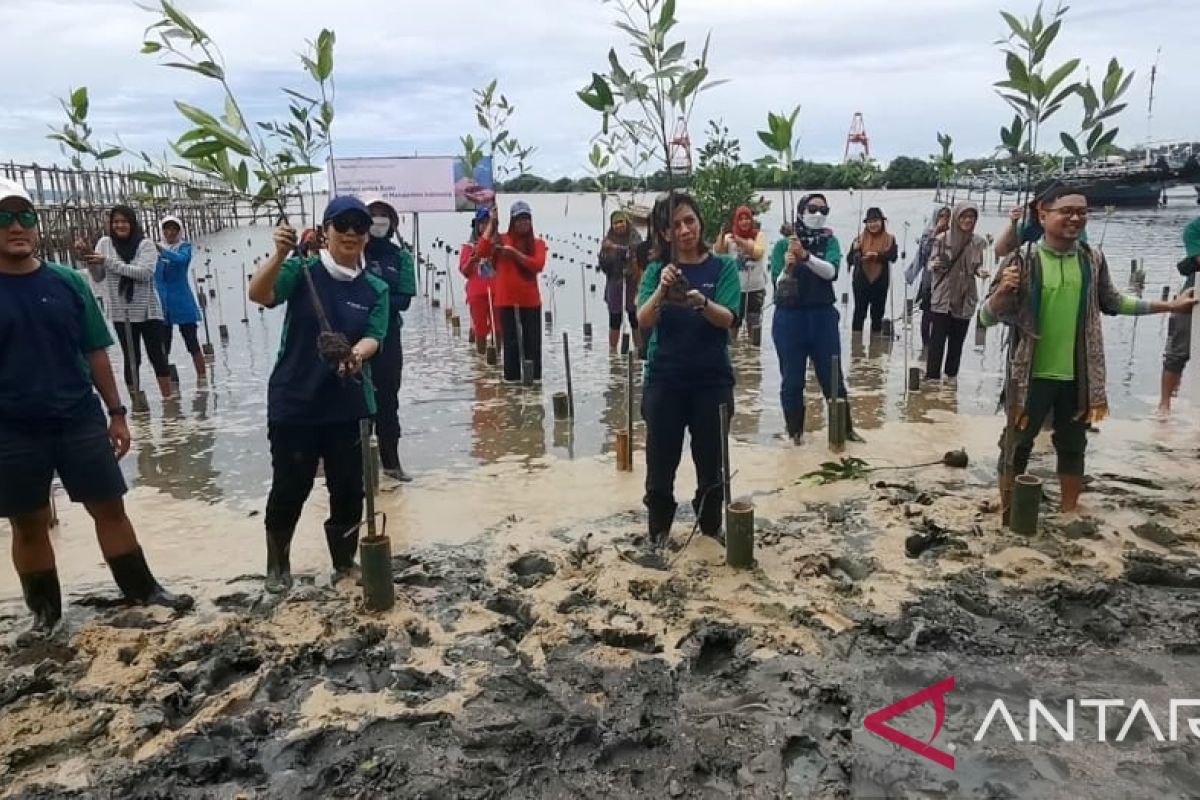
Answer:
[{"left": 46, "top": 87, "right": 123, "bottom": 171}]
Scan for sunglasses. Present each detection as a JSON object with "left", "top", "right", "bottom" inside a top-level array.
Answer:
[
  {"left": 804, "top": 205, "right": 830, "bottom": 214},
  {"left": 1048, "top": 207, "right": 1088, "bottom": 220},
  {"left": 329, "top": 214, "right": 370, "bottom": 235},
  {"left": 0, "top": 209, "right": 37, "bottom": 229}
]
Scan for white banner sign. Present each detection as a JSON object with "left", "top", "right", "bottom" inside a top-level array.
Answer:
[{"left": 329, "top": 156, "right": 494, "bottom": 214}]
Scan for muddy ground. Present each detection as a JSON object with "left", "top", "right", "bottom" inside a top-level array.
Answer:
[{"left": 3, "top": 418, "right": 1200, "bottom": 799}]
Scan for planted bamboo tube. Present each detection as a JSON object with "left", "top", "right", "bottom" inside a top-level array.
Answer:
[
  {"left": 749, "top": 326, "right": 762, "bottom": 347},
  {"left": 485, "top": 344, "right": 498, "bottom": 366},
  {"left": 583, "top": 322, "right": 593, "bottom": 339},
  {"left": 552, "top": 392, "right": 570, "bottom": 420},
  {"left": 908, "top": 367, "right": 921, "bottom": 392},
  {"left": 358, "top": 419, "right": 394, "bottom": 612},
  {"left": 828, "top": 398, "right": 846, "bottom": 452},
  {"left": 1010, "top": 474, "right": 1043, "bottom": 536},
  {"left": 725, "top": 502, "right": 755, "bottom": 569},
  {"left": 620, "top": 332, "right": 630, "bottom": 355},
  {"left": 615, "top": 431, "right": 632, "bottom": 471}
]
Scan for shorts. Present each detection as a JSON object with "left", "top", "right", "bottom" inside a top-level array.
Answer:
[
  {"left": 1163, "top": 311, "right": 1191, "bottom": 374},
  {"left": 0, "top": 404, "right": 127, "bottom": 517}
]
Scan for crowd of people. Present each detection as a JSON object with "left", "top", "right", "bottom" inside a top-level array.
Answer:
[{"left": 2, "top": 171, "right": 1198, "bottom": 633}]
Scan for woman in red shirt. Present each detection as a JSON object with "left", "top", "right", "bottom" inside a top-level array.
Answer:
[
  {"left": 459, "top": 207, "right": 501, "bottom": 354},
  {"left": 475, "top": 200, "right": 547, "bottom": 382}
]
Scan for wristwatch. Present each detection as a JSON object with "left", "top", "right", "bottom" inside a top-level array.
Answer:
[{"left": 107, "top": 405, "right": 128, "bottom": 417}]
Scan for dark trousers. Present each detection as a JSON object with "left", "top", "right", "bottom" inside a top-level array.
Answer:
[
  {"left": 852, "top": 274, "right": 888, "bottom": 332},
  {"left": 920, "top": 310, "right": 934, "bottom": 348},
  {"left": 163, "top": 323, "right": 202, "bottom": 357},
  {"left": 641, "top": 381, "right": 732, "bottom": 531},
  {"left": 498, "top": 306, "right": 542, "bottom": 383},
  {"left": 114, "top": 320, "right": 171, "bottom": 386},
  {"left": 374, "top": 326, "right": 404, "bottom": 469},
  {"left": 733, "top": 289, "right": 767, "bottom": 332},
  {"left": 999, "top": 379, "right": 1088, "bottom": 477},
  {"left": 773, "top": 306, "right": 849, "bottom": 416},
  {"left": 264, "top": 421, "right": 364, "bottom": 569},
  {"left": 926, "top": 313, "right": 971, "bottom": 379}
]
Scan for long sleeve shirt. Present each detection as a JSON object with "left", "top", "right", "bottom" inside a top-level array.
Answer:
[{"left": 88, "top": 237, "right": 164, "bottom": 323}]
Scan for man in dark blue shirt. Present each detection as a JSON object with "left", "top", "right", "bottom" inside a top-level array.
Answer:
[{"left": 0, "top": 179, "right": 189, "bottom": 636}]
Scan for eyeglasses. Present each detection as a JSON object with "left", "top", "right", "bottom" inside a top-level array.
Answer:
[
  {"left": 1048, "top": 207, "right": 1088, "bottom": 220},
  {"left": 0, "top": 209, "right": 37, "bottom": 229},
  {"left": 805, "top": 205, "right": 830, "bottom": 214},
  {"left": 330, "top": 214, "right": 370, "bottom": 235}
]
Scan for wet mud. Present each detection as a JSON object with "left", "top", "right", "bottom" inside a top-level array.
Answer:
[{"left": 4, "top": 419, "right": 1200, "bottom": 798}]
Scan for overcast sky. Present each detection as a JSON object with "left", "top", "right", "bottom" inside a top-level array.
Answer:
[{"left": 4, "top": 0, "right": 1193, "bottom": 178}]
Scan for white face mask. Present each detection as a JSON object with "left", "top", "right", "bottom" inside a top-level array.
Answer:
[
  {"left": 369, "top": 217, "right": 391, "bottom": 238},
  {"left": 802, "top": 212, "right": 827, "bottom": 230}
]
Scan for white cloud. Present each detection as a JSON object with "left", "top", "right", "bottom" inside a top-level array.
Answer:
[{"left": 5, "top": 0, "right": 1194, "bottom": 177}]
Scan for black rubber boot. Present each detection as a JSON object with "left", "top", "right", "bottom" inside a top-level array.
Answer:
[
  {"left": 783, "top": 407, "right": 805, "bottom": 443},
  {"left": 106, "top": 548, "right": 194, "bottom": 611},
  {"left": 19, "top": 569, "right": 62, "bottom": 635},
  {"left": 646, "top": 498, "right": 677, "bottom": 551},
  {"left": 325, "top": 521, "right": 360, "bottom": 580},
  {"left": 693, "top": 488, "right": 726, "bottom": 544},
  {"left": 845, "top": 410, "right": 866, "bottom": 444},
  {"left": 265, "top": 529, "right": 294, "bottom": 593}
]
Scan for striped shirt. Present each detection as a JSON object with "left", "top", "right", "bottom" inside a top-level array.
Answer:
[{"left": 87, "top": 237, "right": 164, "bottom": 323}]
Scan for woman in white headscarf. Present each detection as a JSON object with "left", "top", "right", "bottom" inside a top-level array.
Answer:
[
  {"left": 154, "top": 215, "right": 207, "bottom": 382},
  {"left": 925, "top": 201, "right": 988, "bottom": 381}
]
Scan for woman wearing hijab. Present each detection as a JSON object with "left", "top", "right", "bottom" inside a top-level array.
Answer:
[
  {"left": 153, "top": 215, "right": 206, "bottom": 382},
  {"left": 771, "top": 194, "right": 864, "bottom": 443},
  {"left": 460, "top": 207, "right": 500, "bottom": 354},
  {"left": 80, "top": 206, "right": 173, "bottom": 399},
  {"left": 476, "top": 200, "right": 547, "bottom": 383},
  {"left": 715, "top": 205, "right": 768, "bottom": 340},
  {"left": 247, "top": 196, "right": 389, "bottom": 592},
  {"left": 636, "top": 192, "right": 741, "bottom": 549},
  {"left": 904, "top": 207, "right": 952, "bottom": 348},
  {"left": 599, "top": 209, "right": 643, "bottom": 351},
  {"left": 926, "top": 202, "right": 988, "bottom": 381},
  {"left": 847, "top": 207, "right": 899, "bottom": 334},
  {"left": 364, "top": 198, "right": 417, "bottom": 483}
]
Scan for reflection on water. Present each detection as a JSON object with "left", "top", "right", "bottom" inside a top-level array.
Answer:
[{"left": 57, "top": 188, "right": 1196, "bottom": 506}]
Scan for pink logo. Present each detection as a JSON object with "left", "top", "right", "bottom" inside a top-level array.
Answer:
[{"left": 863, "top": 676, "right": 956, "bottom": 770}]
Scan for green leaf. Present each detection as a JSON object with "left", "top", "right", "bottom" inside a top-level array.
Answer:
[
  {"left": 320, "top": 101, "right": 334, "bottom": 128},
  {"left": 162, "top": 61, "right": 224, "bottom": 80},
  {"left": 662, "top": 41, "right": 685, "bottom": 64},
  {"left": 316, "top": 29, "right": 334, "bottom": 81},
  {"left": 1092, "top": 128, "right": 1119, "bottom": 154},
  {"left": 283, "top": 88, "right": 318, "bottom": 105},
  {"left": 224, "top": 95, "right": 242, "bottom": 133},
  {"left": 70, "top": 86, "right": 89, "bottom": 119},
  {"left": 658, "top": 0, "right": 676, "bottom": 32},
  {"left": 235, "top": 160, "right": 250, "bottom": 193},
  {"left": 673, "top": 66, "right": 709, "bottom": 102},
  {"left": 141, "top": 41, "right": 163, "bottom": 54},
  {"left": 181, "top": 140, "right": 227, "bottom": 159},
  {"left": 1087, "top": 123, "right": 1105, "bottom": 151},
  {"left": 203, "top": 125, "right": 252, "bottom": 156},
  {"left": 999, "top": 11, "right": 1026, "bottom": 42},
  {"left": 160, "top": 0, "right": 207, "bottom": 42},
  {"left": 1102, "top": 61, "right": 1121, "bottom": 103},
  {"left": 1115, "top": 72, "right": 1135, "bottom": 102},
  {"left": 1042, "top": 58, "right": 1079, "bottom": 96},
  {"left": 277, "top": 165, "right": 322, "bottom": 179},
  {"left": 1092, "top": 103, "right": 1128, "bottom": 124},
  {"left": 174, "top": 100, "right": 221, "bottom": 129},
  {"left": 1060, "top": 132, "right": 1080, "bottom": 157},
  {"left": 614, "top": 21, "right": 648, "bottom": 45},
  {"left": 130, "top": 170, "right": 167, "bottom": 186},
  {"left": 1005, "top": 52, "right": 1030, "bottom": 89},
  {"left": 1033, "top": 20, "right": 1062, "bottom": 63},
  {"left": 96, "top": 147, "right": 123, "bottom": 160}
]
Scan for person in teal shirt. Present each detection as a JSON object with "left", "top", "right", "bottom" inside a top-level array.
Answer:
[
  {"left": 636, "top": 192, "right": 741, "bottom": 549},
  {"left": 979, "top": 185, "right": 1196, "bottom": 518},
  {"left": 1157, "top": 216, "right": 1200, "bottom": 414}
]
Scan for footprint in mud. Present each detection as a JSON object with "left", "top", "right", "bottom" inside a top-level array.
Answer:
[
  {"left": 509, "top": 552, "right": 557, "bottom": 588},
  {"left": 782, "top": 735, "right": 825, "bottom": 793},
  {"left": 679, "top": 623, "right": 750, "bottom": 676}
]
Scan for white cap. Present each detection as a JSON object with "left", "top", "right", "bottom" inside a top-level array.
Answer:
[
  {"left": 160, "top": 214, "right": 184, "bottom": 230},
  {"left": 0, "top": 177, "right": 32, "bottom": 206}
]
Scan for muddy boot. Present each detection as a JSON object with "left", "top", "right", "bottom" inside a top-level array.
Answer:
[
  {"left": 383, "top": 464, "right": 413, "bottom": 483},
  {"left": 265, "top": 529, "right": 293, "bottom": 593},
  {"left": 692, "top": 488, "right": 726, "bottom": 545},
  {"left": 19, "top": 569, "right": 62, "bottom": 636},
  {"left": 783, "top": 407, "right": 805, "bottom": 444},
  {"left": 646, "top": 499, "right": 677, "bottom": 551},
  {"left": 106, "top": 548, "right": 193, "bottom": 611},
  {"left": 326, "top": 522, "right": 360, "bottom": 582}
]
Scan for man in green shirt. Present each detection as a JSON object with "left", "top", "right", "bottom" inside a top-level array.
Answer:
[{"left": 980, "top": 186, "right": 1196, "bottom": 517}]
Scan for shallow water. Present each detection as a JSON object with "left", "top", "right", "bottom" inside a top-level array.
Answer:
[{"left": 2, "top": 188, "right": 1198, "bottom": 600}]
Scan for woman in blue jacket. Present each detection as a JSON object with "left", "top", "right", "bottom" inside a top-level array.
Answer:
[{"left": 154, "top": 215, "right": 206, "bottom": 382}]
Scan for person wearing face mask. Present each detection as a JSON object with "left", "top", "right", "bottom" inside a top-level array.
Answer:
[
  {"left": 714, "top": 205, "right": 768, "bottom": 340},
  {"left": 925, "top": 202, "right": 988, "bottom": 381},
  {"left": 904, "top": 207, "right": 951, "bottom": 348},
  {"left": 363, "top": 199, "right": 417, "bottom": 483},
  {"left": 78, "top": 206, "right": 174, "bottom": 400},
  {"left": 599, "top": 209, "right": 643, "bottom": 351},
  {"left": 460, "top": 207, "right": 500, "bottom": 354},
  {"left": 980, "top": 185, "right": 1197, "bottom": 517},
  {"left": 771, "top": 195, "right": 865, "bottom": 444},
  {"left": 153, "top": 215, "right": 206, "bottom": 383},
  {"left": 847, "top": 207, "right": 898, "bottom": 335},
  {"left": 475, "top": 200, "right": 547, "bottom": 383},
  {"left": 247, "top": 196, "right": 389, "bottom": 591}
]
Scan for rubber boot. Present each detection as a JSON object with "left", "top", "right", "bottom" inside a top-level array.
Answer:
[
  {"left": 783, "top": 407, "right": 805, "bottom": 444},
  {"left": 19, "top": 569, "right": 62, "bottom": 635},
  {"left": 646, "top": 498, "right": 677, "bottom": 551},
  {"left": 383, "top": 463, "right": 413, "bottom": 483},
  {"left": 325, "top": 521, "right": 360, "bottom": 581},
  {"left": 106, "top": 548, "right": 193, "bottom": 611},
  {"left": 692, "top": 487, "right": 725, "bottom": 545},
  {"left": 845, "top": 404, "right": 866, "bottom": 444},
  {"left": 265, "top": 529, "right": 294, "bottom": 593}
]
